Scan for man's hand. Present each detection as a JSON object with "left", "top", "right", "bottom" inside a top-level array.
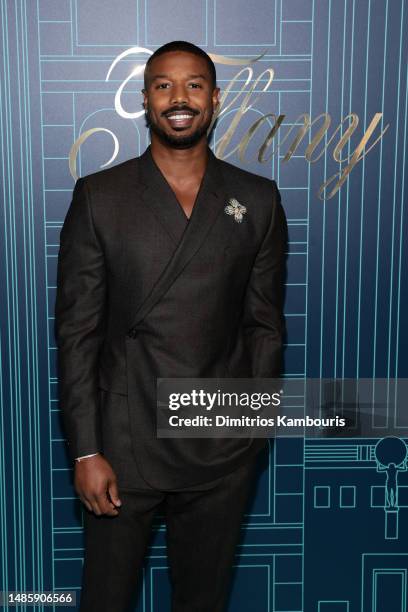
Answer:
[{"left": 74, "top": 454, "right": 122, "bottom": 516}]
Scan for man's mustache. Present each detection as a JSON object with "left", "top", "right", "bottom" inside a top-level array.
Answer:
[{"left": 161, "top": 106, "right": 200, "bottom": 117}]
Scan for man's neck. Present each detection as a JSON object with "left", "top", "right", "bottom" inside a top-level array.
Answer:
[{"left": 149, "top": 138, "right": 209, "bottom": 185}]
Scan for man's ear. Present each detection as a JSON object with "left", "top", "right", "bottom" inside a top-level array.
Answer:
[
  {"left": 142, "top": 88, "right": 148, "bottom": 109},
  {"left": 212, "top": 87, "right": 221, "bottom": 113}
]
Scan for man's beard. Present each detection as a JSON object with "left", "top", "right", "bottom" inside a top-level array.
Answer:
[{"left": 145, "top": 108, "right": 211, "bottom": 149}]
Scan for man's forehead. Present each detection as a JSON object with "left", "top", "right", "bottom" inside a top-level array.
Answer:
[{"left": 148, "top": 51, "right": 211, "bottom": 76}]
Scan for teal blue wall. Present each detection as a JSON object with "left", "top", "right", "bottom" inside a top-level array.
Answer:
[{"left": 0, "top": 1, "right": 407, "bottom": 610}]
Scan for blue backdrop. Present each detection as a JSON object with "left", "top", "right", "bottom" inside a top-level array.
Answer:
[{"left": 1, "top": 0, "right": 407, "bottom": 610}]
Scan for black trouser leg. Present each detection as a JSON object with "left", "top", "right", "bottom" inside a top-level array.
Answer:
[
  {"left": 164, "top": 460, "right": 256, "bottom": 612},
  {"left": 79, "top": 489, "right": 165, "bottom": 612}
]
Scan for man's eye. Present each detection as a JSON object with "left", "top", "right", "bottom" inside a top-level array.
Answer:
[
  {"left": 157, "top": 83, "right": 170, "bottom": 89},
  {"left": 189, "top": 83, "right": 202, "bottom": 88}
]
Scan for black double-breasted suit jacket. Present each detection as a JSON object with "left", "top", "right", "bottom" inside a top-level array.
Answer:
[{"left": 55, "top": 145, "right": 287, "bottom": 490}]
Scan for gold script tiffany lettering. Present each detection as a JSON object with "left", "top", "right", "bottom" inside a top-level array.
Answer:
[
  {"left": 68, "top": 128, "right": 119, "bottom": 182},
  {"left": 68, "top": 47, "right": 389, "bottom": 200},
  {"left": 317, "top": 113, "right": 388, "bottom": 200},
  {"left": 105, "top": 46, "right": 152, "bottom": 120},
  {"left": 211, "top": 66, "right": 275, "bottom": 160}
]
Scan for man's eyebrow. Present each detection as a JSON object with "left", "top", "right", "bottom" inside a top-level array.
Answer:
[
  {"left": 150, "top": 73, "right": 208, "bottom": 81},
  {"left": 150, "top": 74, "right": 169, "bottom": 81}
]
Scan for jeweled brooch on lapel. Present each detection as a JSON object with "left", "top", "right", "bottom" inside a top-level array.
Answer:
[{"left": 224, "top": 198, "right": 247, "bottom": 223}]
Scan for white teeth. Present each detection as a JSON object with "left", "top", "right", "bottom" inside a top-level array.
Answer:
[{"left": 167, "top": 114, "right": 193, "bottom": 120}]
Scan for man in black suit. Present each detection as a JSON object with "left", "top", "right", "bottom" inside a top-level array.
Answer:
[{"left": 55, "top": 40, "right": 287, "bottom": 612}]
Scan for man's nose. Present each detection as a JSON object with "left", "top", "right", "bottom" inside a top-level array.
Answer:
[{"left": 170, "top": 84, "right": 188, "bottom": 105}]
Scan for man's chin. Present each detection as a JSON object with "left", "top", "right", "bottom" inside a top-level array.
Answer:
[
  {"left": 159, "top": 132, "right": 206, "bottom": 149},
  {"left": 149, "top": 124, "right": 209, "bottom": 149},
  {"left": 165, "top": 137, "right": 203, "bottom": 149}
]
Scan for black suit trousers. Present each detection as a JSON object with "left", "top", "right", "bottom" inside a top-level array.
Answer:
[{"left": 79, "top": 458, "right": 257, "bottom": 612}]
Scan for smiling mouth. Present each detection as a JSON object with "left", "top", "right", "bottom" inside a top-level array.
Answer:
[
  {"left": 164, "top": 109, "right": 197, "bottom": 129},
  {"left": 166, "top": 112, "right": 194, "bottom": 120}
]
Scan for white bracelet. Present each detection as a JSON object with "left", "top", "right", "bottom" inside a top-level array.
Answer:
[{"left": 75, "top": 452, "right": 99, "bottom": 462}]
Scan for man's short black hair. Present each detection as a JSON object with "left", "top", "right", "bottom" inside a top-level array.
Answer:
[{"left": 144, "top": 41, "right": 217, "bottom": 89}]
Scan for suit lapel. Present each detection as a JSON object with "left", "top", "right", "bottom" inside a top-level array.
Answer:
[
  {"left": 138, "top": 147, "right": 189, "bottom": 244},
  {"left": 127, "top": 146, "right": 227, "bottom": 337}
]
